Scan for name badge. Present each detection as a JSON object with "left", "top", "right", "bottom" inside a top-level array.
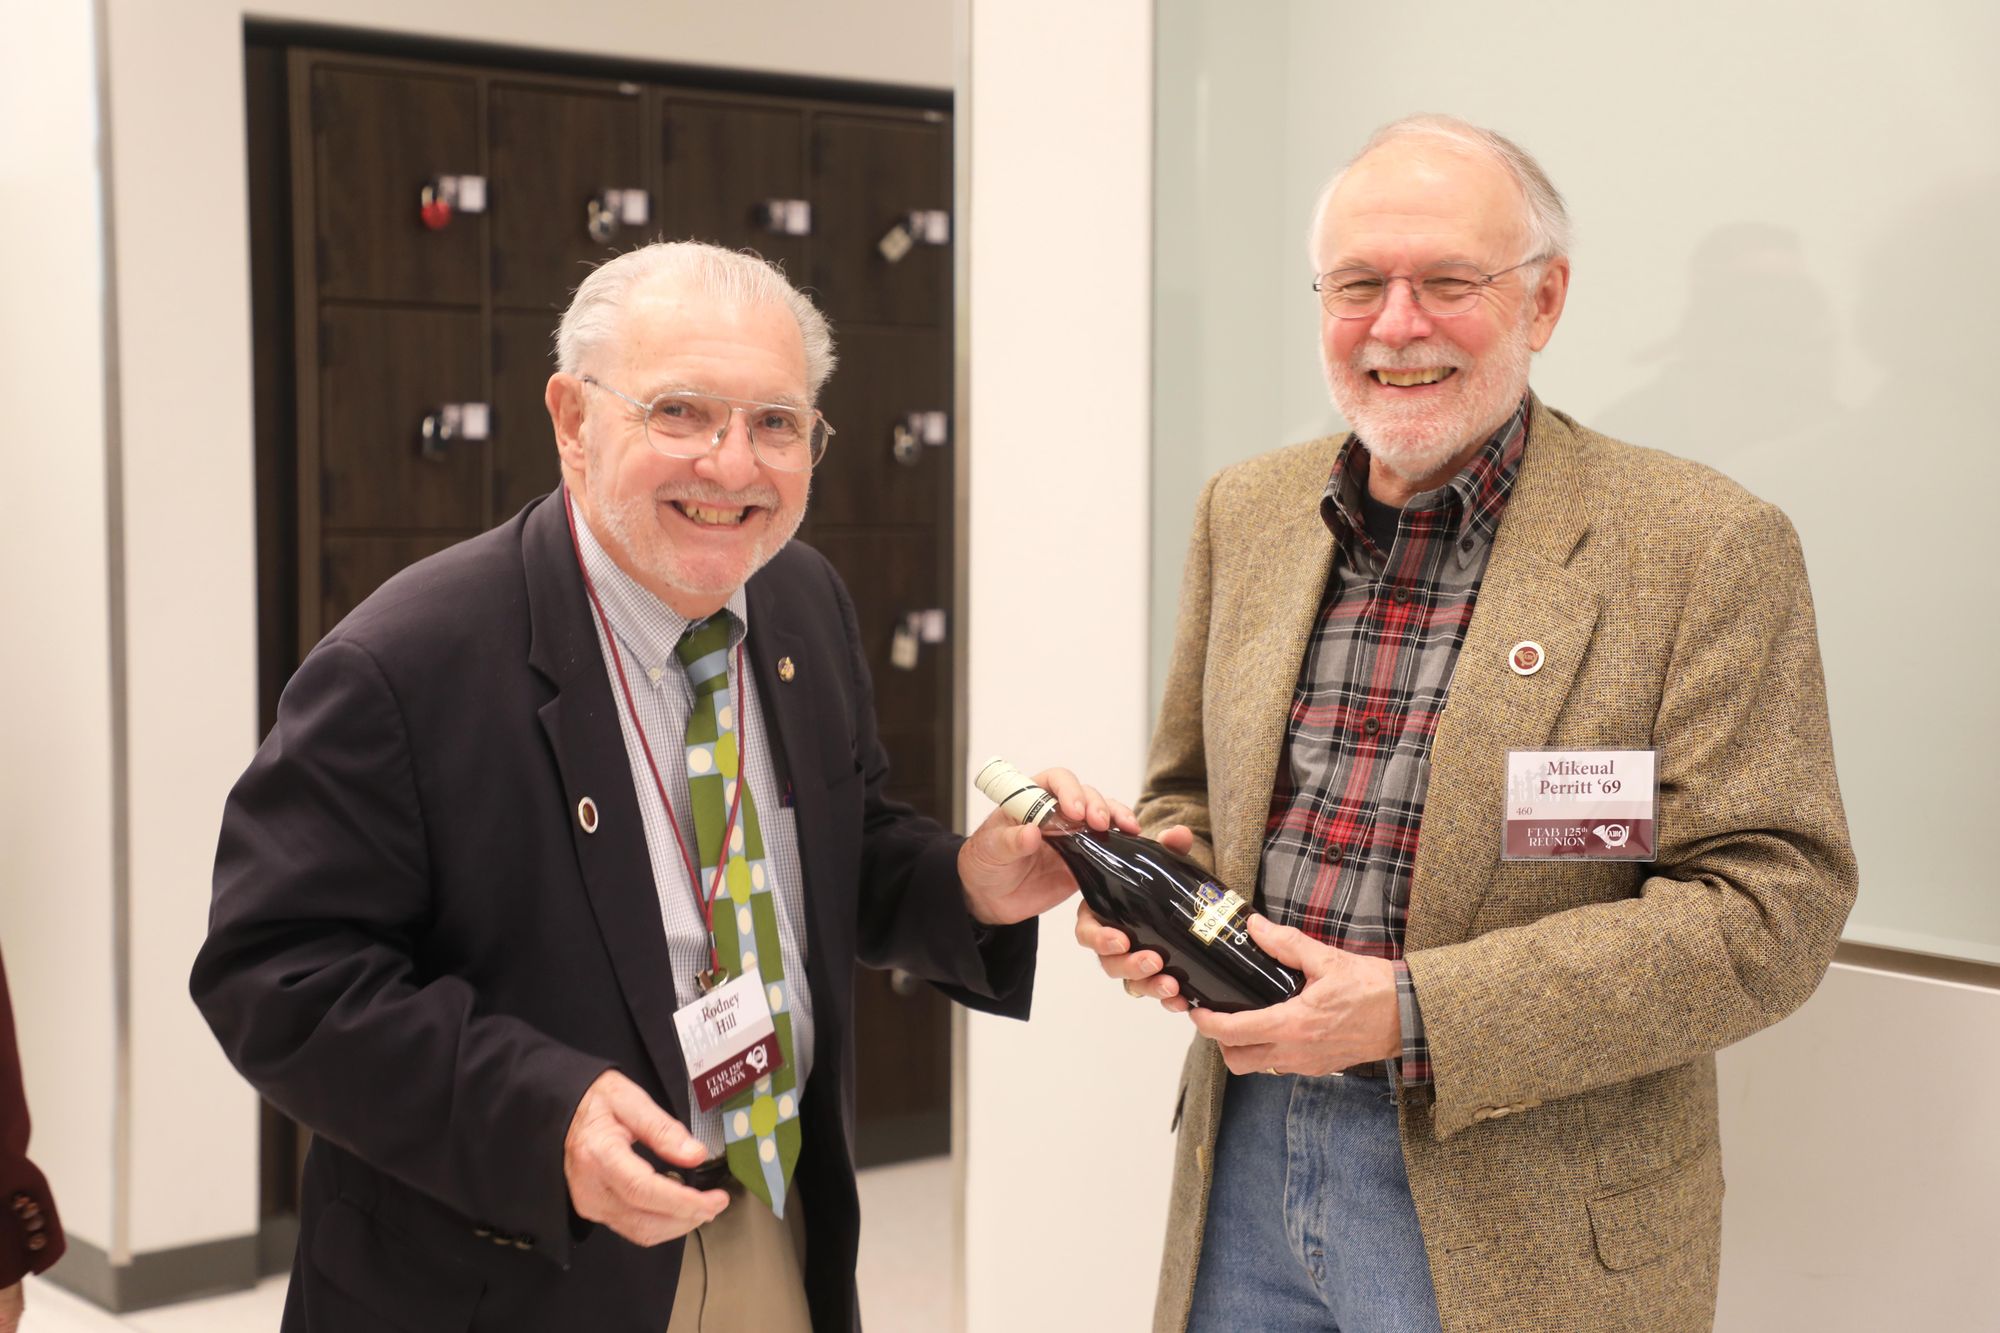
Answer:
[
  {"left": 1503, "top": 749, "right": 1658, "bottom": 861},
  {"left": 673, "top": 966, "right": 785, "bottom": 1112}
]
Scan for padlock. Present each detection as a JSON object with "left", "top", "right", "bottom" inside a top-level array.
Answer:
[
  {"left": 877, "top": 221, "right": 915, "bottom": 264},
  {"left": 890, "top": 616, "right": 921, "bottom": 671},
  {"left": 420, "top": 181, "right": 453, "bottom": 231},
  {"left": 758, "top": 199, "right": 812, "bottom": 236}
]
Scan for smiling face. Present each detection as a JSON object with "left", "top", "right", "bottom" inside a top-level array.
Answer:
[
  {"left": 548, "top": 279, "right": 813, "bottom": 618},
  {"left": 1315, "top": 139, "right": 1569, "bottom": 495}
]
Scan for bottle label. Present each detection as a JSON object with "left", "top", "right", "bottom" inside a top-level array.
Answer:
[{"left": 1189, "top": 881, "right": 1248, "bottom": 946}]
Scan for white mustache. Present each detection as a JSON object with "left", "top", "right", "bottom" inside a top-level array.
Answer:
[
  {"left": 658, "top": 483, "right": 781, "bottom": 510},
  {"left": 1354, "top": 346, "right": 1466, "bottom": 373}
]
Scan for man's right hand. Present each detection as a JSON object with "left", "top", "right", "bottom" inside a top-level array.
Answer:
[
  {"left": 1074, "top": 823, "right": 1196, "bottom": 1013},
  {"left": 564, "top": 1070, "right": 728, "bottom": 1246},
  {"left": 1, "top": 1280, "right": 22, "bottom": 1333}
]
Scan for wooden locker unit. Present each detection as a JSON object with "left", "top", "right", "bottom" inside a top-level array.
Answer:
[{"left": 261, "top": 43, "right": 960, "bottom": 1237}]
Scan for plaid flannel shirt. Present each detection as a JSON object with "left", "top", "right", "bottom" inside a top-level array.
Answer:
[{"left": 1257, "top": 397, "right": 1528, "bottom": 1085}]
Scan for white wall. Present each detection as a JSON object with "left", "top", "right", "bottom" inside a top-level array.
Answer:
[
  {"left": 17, "top": 0, "right": 954, "bottom": 1264},
  {"left": 961, "top": 2, "right": 1174, "bottom": 1330},
  {"left": 0, "top": 0, "right": 119, "bottom": 1258},
  {"left": 1716, "top": 961, "right": 2000, "bottom": 1328}
]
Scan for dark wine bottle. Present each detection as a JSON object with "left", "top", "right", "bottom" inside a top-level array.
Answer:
[{"left": 975, "top": 758, "right": 1303, "bottom": 1012}]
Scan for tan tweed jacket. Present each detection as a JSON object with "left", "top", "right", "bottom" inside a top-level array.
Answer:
[{"left": 1142, "top": 398, "right": 1857, "bottom": 1333}]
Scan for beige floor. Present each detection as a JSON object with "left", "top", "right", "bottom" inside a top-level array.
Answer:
[{"left": 20, "top": 1157, "right": 953, "bottom": 1333}]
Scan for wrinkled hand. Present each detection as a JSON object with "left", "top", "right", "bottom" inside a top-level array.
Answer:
[
  {"left": 0, "top": 1281, "right": 21, "bottom": 1333},
  {"left": 564, "top": 1070, "right": 727, "bottom": 1246},
  {"left": 1189, "top": 915, "right": 1401, "bottom": 1075},
  {"left": 1074, "top": 824, "right": 1198, "bottom": 1012},
  {"left": 959, "top": 767, "right": 1138, "bottom": 925}
]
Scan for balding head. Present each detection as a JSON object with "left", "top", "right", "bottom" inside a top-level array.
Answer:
[{"left": 1308, "top": 115, "right": 1570, "bottom": 273}]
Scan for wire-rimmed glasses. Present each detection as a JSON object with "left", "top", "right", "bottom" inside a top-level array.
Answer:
[
  {"left": 580, "top": 375, "right": 833, "bottom": 472},
  {"left": 1314, "top": 256, "right": 1548, "bottom": 319}
]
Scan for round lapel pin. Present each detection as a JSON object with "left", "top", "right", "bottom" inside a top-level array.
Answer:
[
  {"left": 577, "top": 796, "right": 600, "bottom": 833},
  {"left": 1509, "top": 641, "right": 1545, "bottom": 677},
  {"left": 777, "top": 656, "right": 796, "bottom": 683}
]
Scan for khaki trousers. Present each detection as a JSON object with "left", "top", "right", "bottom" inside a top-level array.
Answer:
[{"left": 665, "top": 1187, "right": 811, "bottom": 1333}]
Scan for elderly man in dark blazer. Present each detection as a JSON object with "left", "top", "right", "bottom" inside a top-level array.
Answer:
[
  {"left": 194, "top": 240, "right": 1125, "bottom": 1332},
  {"left": 2, "top": 948, "right": 65, "bottom": 1333}
]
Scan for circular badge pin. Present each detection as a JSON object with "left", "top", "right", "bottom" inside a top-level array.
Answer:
[
  {"left": 1509, "top": 641, "right": 1545, "bottom": 677},
  {"left": 577, "top": 796, "right": 600, "bottom": 834},
  {"left": 777, "top": 656, "right": 796, "bottom": 683}
]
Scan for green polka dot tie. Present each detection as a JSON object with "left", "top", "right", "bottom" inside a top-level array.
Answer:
[{"left": 678, "top": 615, "right": 801, "bottom": 1216}]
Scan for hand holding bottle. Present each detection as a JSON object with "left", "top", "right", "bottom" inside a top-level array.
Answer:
[
  {"left": 978, "top": 759, "right": 1302, "bottom": 1011},
  {"left": 958, "top": 765, "right": 1140, "bottom": 926},
  {"left": 1074, "top": 826, "right": 1199, "bottom": 1013},
  {"left": 1189, "top": 918, "right": 1402, "bottom": 1076}
]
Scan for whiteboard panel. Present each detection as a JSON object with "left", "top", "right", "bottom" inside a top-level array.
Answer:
[{"left": 1151, "top": 0, "right": 2000, "bottom": 963}]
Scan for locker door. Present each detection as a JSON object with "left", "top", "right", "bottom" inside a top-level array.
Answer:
[
  {"left": 307, "top": 62, "right": 482, "bottom": 304},
  {"left": 807, "top": 529, "right": 946, "bottom": 828},
  {"left": 321, "top": 534, "right": 464, "bottom": 631},
  {"left": 809, "top": 327, "right": 950, "bottom": 529},
  {"left": 808, "top": 114, "right": 950, "bottom": 329},
  {"left": 658, "top": 97, "right": 807, "bottom": 276},
  {"left": 492, "top": 312, "right": 564, "bottom": 519},
  {"left": 490, "top": 81, "right": 647, "bottom": 315},
  {"left": 316, "top": 306, "right": 487, "bottom": 532}
]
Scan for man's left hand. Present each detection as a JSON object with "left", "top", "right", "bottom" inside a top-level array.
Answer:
[
  {"left": 958, "top": 767, "right": 1135, "bottom": 926},
  {"left": 1190, "top": 914, "right": 1401, "bottom": 1075}
]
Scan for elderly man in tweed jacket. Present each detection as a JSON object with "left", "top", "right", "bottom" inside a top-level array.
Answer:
[{"left": 1079, "top": 115, "right": 1857, "bottom": 1333}]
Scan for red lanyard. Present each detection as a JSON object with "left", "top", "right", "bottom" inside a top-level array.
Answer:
[{"left": 564, "top": 487, "right": 743, "bottom": 983}]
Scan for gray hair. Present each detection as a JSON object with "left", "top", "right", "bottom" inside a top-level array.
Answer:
[
  {"left": 1306, "top": 114, "right": 1572, "bottom": 271},
  {"left": 554, "top": 240, "right": 837, "bottom": 399}
]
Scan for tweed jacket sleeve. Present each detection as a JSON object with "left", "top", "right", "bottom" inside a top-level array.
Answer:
[
  {"left": 1139, "top": 473, "right": 1220, "bottom": 873},
  {"left": 1405, "top": 495, "right": 1857, "bottom": 1137}
]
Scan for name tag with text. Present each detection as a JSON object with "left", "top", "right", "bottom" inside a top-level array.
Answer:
[
  {"left": 1502, "top": 749, "right": 1658, "bottom": 861},
  {"left": 673, "top": 966, "right": 784, "bottom": 1111}
]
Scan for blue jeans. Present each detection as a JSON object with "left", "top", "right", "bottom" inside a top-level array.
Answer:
[{"left": 1187, "top": 1071, "right": 1442, "bottom": 1333}]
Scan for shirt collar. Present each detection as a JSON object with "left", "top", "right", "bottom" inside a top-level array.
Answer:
[
  {"left": 571, "top": 500, "right": 748, "bottom": 676},
  {"left": 1321, "top": 394, "right": 1530, "bottom": 557}
]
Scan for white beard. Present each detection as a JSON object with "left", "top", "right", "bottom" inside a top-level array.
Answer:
[
  {"left": 1324, "top": 308, "right": 1534, "bottom": 484},
  {"left": 587, "top": 457, "right": 807, "bottom": 602}
]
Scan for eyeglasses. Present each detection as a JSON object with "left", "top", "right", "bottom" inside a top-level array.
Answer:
[
  {"left": 579, "top": 376, "right": 834, "bottom": 472},
  {"left": 1313, "top": 256, "right": 1548, "bottom": 319}
]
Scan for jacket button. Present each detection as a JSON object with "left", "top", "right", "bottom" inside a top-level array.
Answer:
[
  {"left": 1472, "top": 1107, "right": 1493, "bottom": 1121},
  {"left": 473, "top": 1226, "right": 491, "bottom": 1238},
  {"left": 9, "top": 1193, "right": 28, "bottom": 1211},
  {"left": 27, "top": 1234, "right": 47, "bottom": 1252},
  {"left": 512, "top": 1237, "right": 533, "bottom": 1251}
]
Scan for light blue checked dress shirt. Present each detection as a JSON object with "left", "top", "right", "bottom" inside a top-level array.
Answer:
[{"left": 572, "top": 512, "right": 815, "bottom": 1155}]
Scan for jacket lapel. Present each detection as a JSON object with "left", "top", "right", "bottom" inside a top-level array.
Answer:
[
  {"left": 739, "top": 575, "right": 839, "bottom": 1051},
  {"left": 1214, "top": 442, "right": 1341, "bottom": 898},
  {"left": 1405, "top": 399, "right": 1599, "bottom": 952},
  {"left": 523, "top": 493, "right": 692, "bottom": 1117}
]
